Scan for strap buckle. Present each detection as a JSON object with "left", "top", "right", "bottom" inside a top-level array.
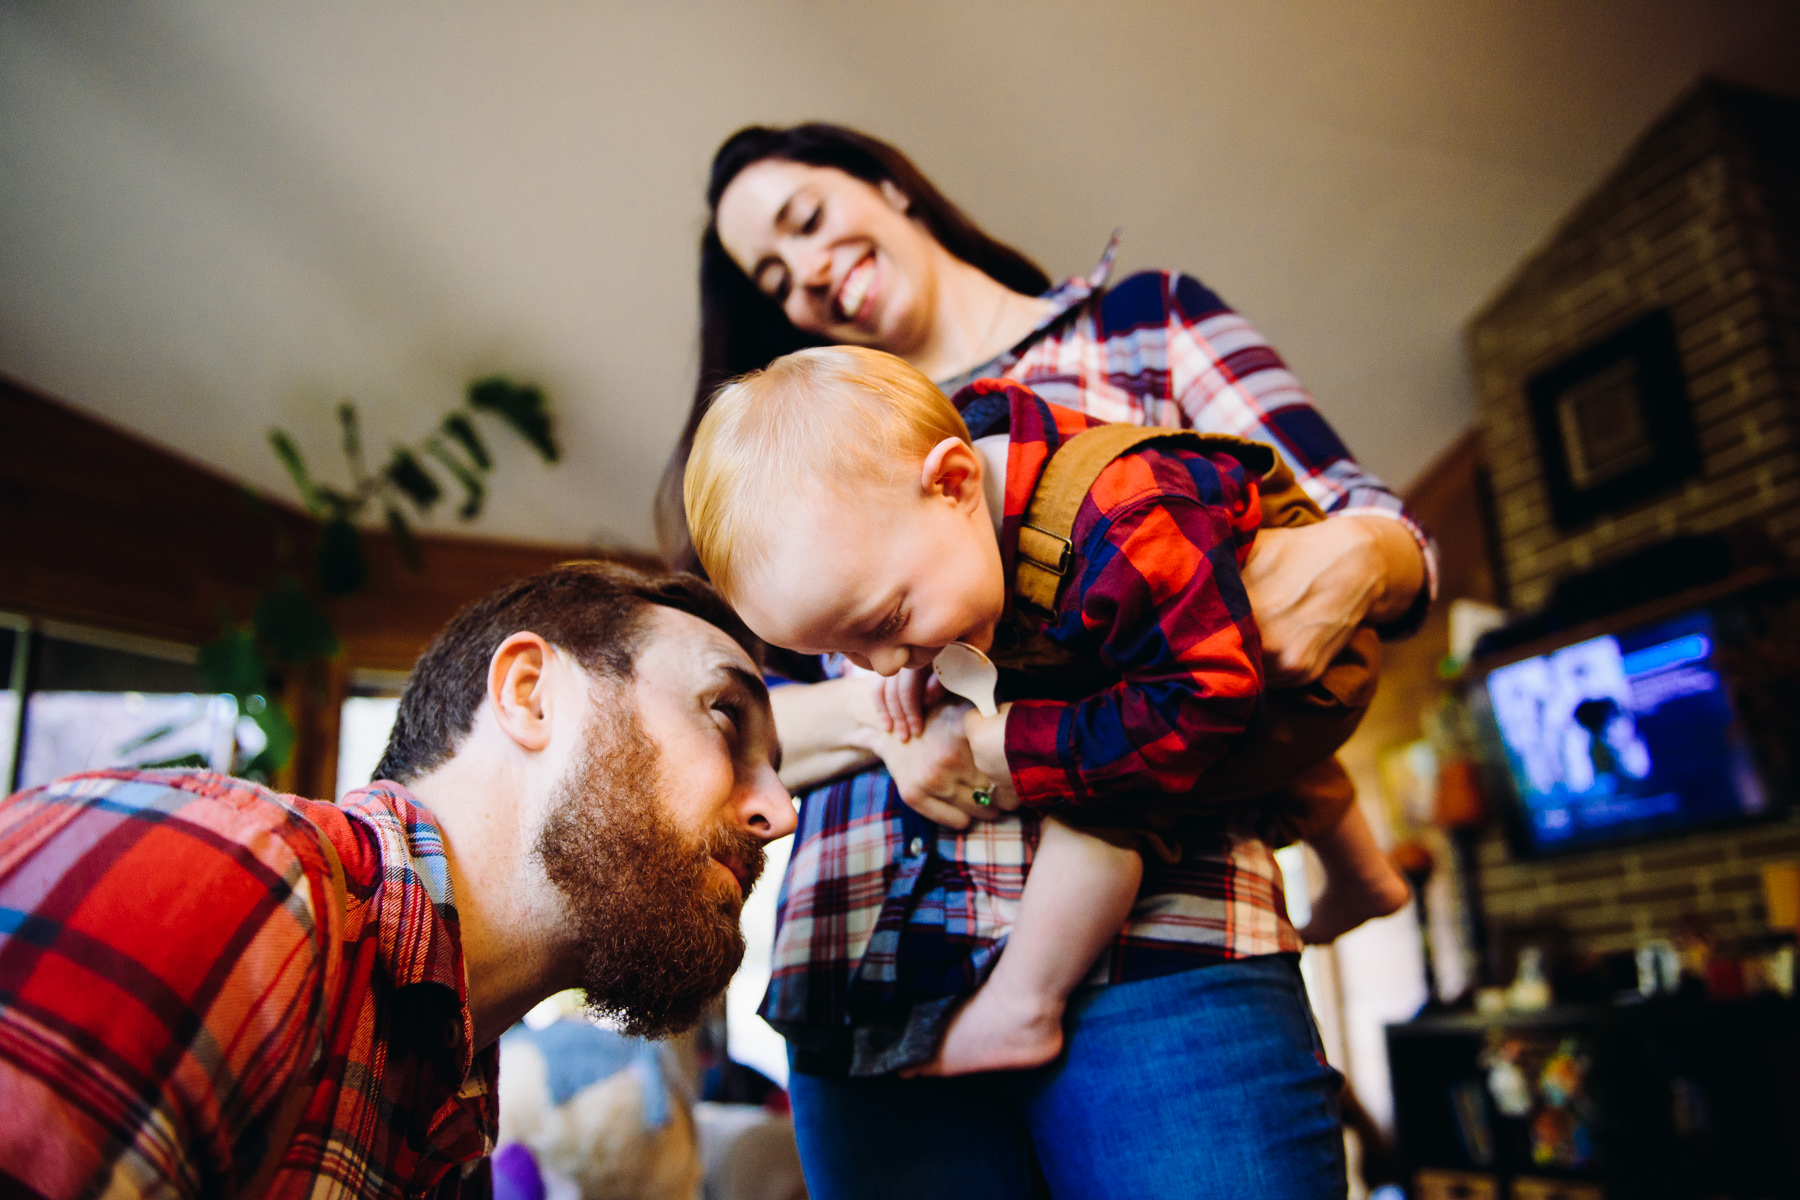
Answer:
[{"left": 1017, "top": 523, "right": 1073, "bottom": 578}]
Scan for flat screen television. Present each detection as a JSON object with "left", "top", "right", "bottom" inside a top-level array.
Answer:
[{"left": 1465, "top": 592, "right": 1791, "bottom": 857}]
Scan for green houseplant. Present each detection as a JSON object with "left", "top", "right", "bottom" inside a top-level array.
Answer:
[{"left": 145, "top": 377, "right": 560, "bottom": 780}]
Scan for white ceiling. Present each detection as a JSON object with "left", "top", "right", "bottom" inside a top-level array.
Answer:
[{"left": 3, "top": 1, "right": 1797, "bottom": 552}]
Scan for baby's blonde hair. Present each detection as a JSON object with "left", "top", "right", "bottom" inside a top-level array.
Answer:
[{"left": 684, "top": 345, "right": 971, "bottom": 600}]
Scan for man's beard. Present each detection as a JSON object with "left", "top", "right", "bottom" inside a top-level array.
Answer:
[{"left": 535, "top": 703, "right": 766, "bottom": 1039}]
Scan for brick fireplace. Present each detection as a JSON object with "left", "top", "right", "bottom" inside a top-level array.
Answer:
[{"left": 1463, "top": 79, "right": 1800, "bottom": 960}]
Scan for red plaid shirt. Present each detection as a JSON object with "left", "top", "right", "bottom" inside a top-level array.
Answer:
[
  {"left": 0, "top": 770, "right": 497, "bottom": 1199},
  {"left": 971, "top": 379, "right": 1266, "bottom": 812}
]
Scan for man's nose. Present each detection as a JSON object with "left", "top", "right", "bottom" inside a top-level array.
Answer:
[{"left": 739, "top": 767, "right": 797, "bottom": 842}]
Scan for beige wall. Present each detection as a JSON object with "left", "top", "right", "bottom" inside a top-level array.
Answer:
[{"left": 3, "top": 1, "right": 1798, "bottom": 549}]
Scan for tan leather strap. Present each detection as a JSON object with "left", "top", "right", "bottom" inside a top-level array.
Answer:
[
  {"left": 1013, "top": 425, "right": 1282, "bottom": 614},
  {"left": 238, "top": 823, "right": 346, "bottom": 1199}
]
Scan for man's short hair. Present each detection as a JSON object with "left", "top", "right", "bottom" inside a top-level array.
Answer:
[
  {"left": 373, "top": 560, "right": 758, "bottom": 784},
  {"left": 683, "top": 345, "right": 970, "bottom": 600}
]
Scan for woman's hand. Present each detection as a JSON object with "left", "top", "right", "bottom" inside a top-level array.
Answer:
[
  {"left": 1241, "top": 516, "right": 1424, "bottom": 686},
  {"left": 858, "top": 701, "right": 1013, "bottom": 829},
  {"left": 870, "top": 666, "right": 944, "bottom": 742}
]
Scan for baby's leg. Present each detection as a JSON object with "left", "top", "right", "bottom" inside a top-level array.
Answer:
[
  {"left": 1296, "top": 802, "right": 1412, "bottom": 944},
  {"left": 907, "top": 817, "right": 1142, "bottom": 1077}
]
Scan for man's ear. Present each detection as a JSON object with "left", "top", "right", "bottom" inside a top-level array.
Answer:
[
  {"left": 488, "top": 632, "right": 556, "bottom": 752},
  {"left": 879, "top": 178, "right": 911, "bottom": 215},
  {"left": 920, "top": 437, "right": 983, "bottom": 513}
]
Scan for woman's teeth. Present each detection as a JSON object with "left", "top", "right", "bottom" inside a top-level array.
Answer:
[{"left": 836, "top": 258, "right": 874, "bottom": 323}]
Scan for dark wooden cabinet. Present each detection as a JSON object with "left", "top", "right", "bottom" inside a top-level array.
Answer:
[{"left": 1387, "top": 998, "right": 1800, "bottom": 1198}]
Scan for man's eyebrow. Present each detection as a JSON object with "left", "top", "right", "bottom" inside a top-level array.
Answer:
[{"left": 722, "top": 663, "right": 783, "bottom": 772}]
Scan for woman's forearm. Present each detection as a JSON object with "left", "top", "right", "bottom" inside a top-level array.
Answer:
[
  {"left": 770, "top": 676, "right": 882, "bottom": 791},
  {"left": 1350, "top": 514, "right": 1428, "bottom": 625}
]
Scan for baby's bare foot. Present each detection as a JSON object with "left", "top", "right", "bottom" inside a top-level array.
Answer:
[
  {"left": 1299, "top": 872, "right": 1412, "bottom": 944},
  {"left": 902, "top": 987, "right": 1065, "bottom": 1078}
]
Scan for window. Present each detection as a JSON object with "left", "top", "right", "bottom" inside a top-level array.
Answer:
[
  {"left": 335, "top": 669, "right": 407, "bottom": 799},
  {"left": 3, "top": 615, "right": 260, "bottom": 792}
]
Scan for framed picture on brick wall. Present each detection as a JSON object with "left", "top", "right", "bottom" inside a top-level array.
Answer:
[{"left": 1526, "top": 309, "right": 1702, "bottom": 531}]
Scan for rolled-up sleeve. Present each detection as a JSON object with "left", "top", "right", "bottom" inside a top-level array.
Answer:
[{"left": 1162, "top": 273, "right": 1439, "bottom": 636}]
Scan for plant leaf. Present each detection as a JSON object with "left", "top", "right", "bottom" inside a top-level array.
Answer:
[
  {"left": 197, "top": 627, "right": 269, "bottom": 697},
  {"left": 385, "top": 448, "right": 442, "bottom": 510},
  {"left": 254, "top": 577, "right": 339, "bottom": 664},
  {"left": 441, "top": 412, "right": 491, "bottom": 470},
  {"left": 268, "top": 429, "right": 323, "bottom": 515},
  {"left": 468, "top": 377, "right": 559, "bottom": 463},
  {"left": 317, "top": 517, "right": 368, "bottom": 595},
  {"left": 117, "top": 721, "right": 187, "bottom": 755},
  {"left": 427, "top": 440, "right": 486, "bottom": 520},
  {"left": 337, "top": 400, "right": 365, "bottom": 480},
  {"left": 385, "top": 503, "right": 423, "bottom": 571}
]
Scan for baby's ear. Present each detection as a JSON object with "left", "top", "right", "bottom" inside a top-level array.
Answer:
[{"left": 920, "top": 437, "right": 982, "bottom": 508}]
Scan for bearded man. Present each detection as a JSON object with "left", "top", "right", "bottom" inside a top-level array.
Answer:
[{"left": 0, "top": 561, "right": 794, "bottom": 1199}]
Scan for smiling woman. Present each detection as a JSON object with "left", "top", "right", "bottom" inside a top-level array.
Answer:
[
  {"left": 710, "top": 159, "right": 1052, "bottom": 379},
  {"left": 660, "top": 121, "right": 1436, "bottom": 1199}
]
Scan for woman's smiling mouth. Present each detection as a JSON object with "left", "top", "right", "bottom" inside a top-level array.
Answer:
[{"left": 834, "top": 254, "right": 877, "bottom": 325}]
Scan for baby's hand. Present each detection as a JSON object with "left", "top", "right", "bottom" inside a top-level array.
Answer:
[
  {"left": 870, "top": 666, "right": 944, "bottom": 742},
  {"left": 962, "top": 703, "right": 1014, "bottom": 800},
  {"left": 874, "top": 701, "right": 1009, "bottom": 829}
]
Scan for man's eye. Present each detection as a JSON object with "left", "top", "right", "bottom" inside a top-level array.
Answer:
[
  {"left": 801, "top": 204, "right": 822, "bottom": 235},
  {"left": 713, "top": 700, "right": 746, "bottom": 741}
]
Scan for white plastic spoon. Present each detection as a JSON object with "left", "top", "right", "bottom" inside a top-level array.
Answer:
[{"left": 932, "top": 642, "right": 999, "bottom": 717}]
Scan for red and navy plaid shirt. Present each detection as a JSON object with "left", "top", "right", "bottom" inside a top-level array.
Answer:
[
  {"left": 974, "top": 379, "right": 1266, "bottom": 812},
  {"left": 0, "top": 770, "right": 497, "bottom": 1199},
  {"left": 763, "top": 244, "right": 1432, "bottom": 1075}
]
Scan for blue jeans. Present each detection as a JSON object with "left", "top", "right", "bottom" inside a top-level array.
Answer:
[{"left": 787, "top": 955, "right": 1344, "bottom": 1200}]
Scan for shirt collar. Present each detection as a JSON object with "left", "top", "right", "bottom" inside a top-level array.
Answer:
[
  {"left": 1038, "top": 230, "right": 1119, "bottom": 320},
  {"left": 339, "top": 783, "right": 475, "bottom": 1049}
]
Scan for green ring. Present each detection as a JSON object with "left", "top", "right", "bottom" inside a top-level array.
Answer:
[{"left": 972, "top": 787, "right": 993, "bottom": 807}]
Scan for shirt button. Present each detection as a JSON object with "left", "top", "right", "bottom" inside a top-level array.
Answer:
[
  {"left": 443, "top": 1018, "right": 461, "bottom": 1049},
  {"left": 908, "top": 837, "right": 925, "bottom": 856}
]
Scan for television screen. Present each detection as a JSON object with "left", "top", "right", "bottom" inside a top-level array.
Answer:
[{"left": 1470, "top": 608, "right": 1772, "bottom": 855}]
